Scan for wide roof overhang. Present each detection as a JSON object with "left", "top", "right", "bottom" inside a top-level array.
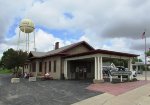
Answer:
[{"left": 63, "top": 49, "right": 139, "bottom": 58}]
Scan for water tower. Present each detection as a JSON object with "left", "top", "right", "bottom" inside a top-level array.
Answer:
[{"left": 17, "top": 18, "right": 36, "bottom": 52}]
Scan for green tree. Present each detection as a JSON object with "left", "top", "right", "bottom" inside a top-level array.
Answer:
[
  {"left": 132, "top": 57, "right": 142, "bottom": 64},
  {"left": 146, "top": 50, "right": 150, "bottom": 56},
  {"left": 0, "top": 48, "right": 28, "bottom": 76}
]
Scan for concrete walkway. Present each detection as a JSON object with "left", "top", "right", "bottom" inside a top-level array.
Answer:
[
  {"left": 72, "top": 82, "right": 150, "bottom": 105},
  {"left": 72, "top": 72, "right": 150, "bottom": 105},
  {"left": 72, "top": 93, "right": 114, "bottom": 105}
]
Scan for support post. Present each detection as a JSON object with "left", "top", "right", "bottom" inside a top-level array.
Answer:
[
  {"left": 97, "top": 57, "right": 100, "bottom": 80},
  {"left": 64, "top": 60, "right": 68, "bottom": 79},
  {"left": 128, "top": 58, "right": 133, "bottom": 80},
  {"left": 128, "top": 58, "right": 133, "bottom": 71},
  {"left": 99, "top": 56, "right": 103, "bottom": 80},
  {"left": 94, "top": 57, "right": 98, "bottom": 80},
  {"left": 93, "top": 56, "right": 104, "bottom": 83},
  {"left": 35, "top": 61, "right": 39, "bottom": 77}
]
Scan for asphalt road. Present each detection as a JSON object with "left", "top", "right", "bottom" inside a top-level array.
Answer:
[{"left": 0, "top": 74, "right": 101, "bottom": 105}]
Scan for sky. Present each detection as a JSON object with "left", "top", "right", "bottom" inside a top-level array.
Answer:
[{"left": 0, "top": 0, "right": 150, "bottom": 61}]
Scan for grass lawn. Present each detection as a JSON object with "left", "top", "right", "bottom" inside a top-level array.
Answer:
[{"left": 0, "top": 69, "right": 13, "bottom": 74}]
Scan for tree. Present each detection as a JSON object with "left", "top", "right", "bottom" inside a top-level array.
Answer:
[
  {"left": 146, "top": 50, "right": 150, "bottom": 56},
  {"left": 132, "top": 57, "right": 142, "bottom": 64},
  {"left": 0, "top": 48, "right": 28, "bottom": 76}
]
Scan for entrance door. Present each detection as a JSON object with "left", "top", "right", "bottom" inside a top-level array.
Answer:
[
  {"left": 75, "top": 67, "right": 87, "bottom": 80},
  {"left": 79, "top": 69, "right": 84, "bottom": 79}
]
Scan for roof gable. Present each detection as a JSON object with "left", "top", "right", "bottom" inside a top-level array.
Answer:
[
  {"left": 59, "top": 41, "right": 94, "bottom": 53},
  {"left": 28, "top": 41, "right": 94, "bottom": 58}
]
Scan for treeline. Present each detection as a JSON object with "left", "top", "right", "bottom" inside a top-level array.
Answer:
[{"left": 0, "top": 48, "right": 28, "bottom": 76}]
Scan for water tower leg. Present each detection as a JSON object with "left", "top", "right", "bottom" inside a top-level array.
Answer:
[
  {"left": 28, "top": 33, "right": 29, "bottom": 53},
  {"left": 34, "top": 31, "right": 36, "bottom": 51},
  {"left": 23, "top": 27, "right": 27, "bottom": 52},
  {"left": 26, "top": 34, "right": 28, "bottom": 52},
  {"left": 17, "top": 30, "right": 21, "bottom": 50}
]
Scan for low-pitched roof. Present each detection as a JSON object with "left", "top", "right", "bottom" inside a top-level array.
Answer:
[
  {"left": 29, "top": 41, "right": 94, "bottom": 58},
  {"left": 28, "top": 41, "right": 139, "bottom": 59},
  {"left": 30, "top": 51, "right": 46, "bottom": 57},
  {"left": 64, "top": 49, "right": 139, "bottom": 58}
]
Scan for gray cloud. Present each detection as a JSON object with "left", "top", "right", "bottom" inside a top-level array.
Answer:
[
  {"left": 99, "top": 0, "right": 150, "bottom": 39},
  {"left": 101, "top": 21, "right": 150, "bottom": 39},
  {"left": 0, "top": 0, "right": 150, "bottom": 60},
  {"left": 130, "top": 38, "right": 150, "bottom": 51}
]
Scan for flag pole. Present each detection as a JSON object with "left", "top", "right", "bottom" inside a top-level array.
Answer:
[{"left": 144, "top": 33, "right": 147, "bottom": 81}]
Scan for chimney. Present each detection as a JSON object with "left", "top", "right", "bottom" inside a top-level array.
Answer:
[{"left": 55, "top": 42, "right": 59, "bottom": 50}]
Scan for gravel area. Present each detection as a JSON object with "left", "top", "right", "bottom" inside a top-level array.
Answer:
[{"left": 0, "top": 74, "right": 101, "bottom": 105}]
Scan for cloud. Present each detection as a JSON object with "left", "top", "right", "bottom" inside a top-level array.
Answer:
[
  {"left": 34, "top": 29, "right": 64, "bottom": 52},
  {"left": 0, "top": 0, "right": 34, "bottom": 43},
  {"left": 1, "top": 0, "right": 150, "bottom": 61},
  {"left": 130, "top": 38, "right": 150, "bottom": 51},
  {"left": 0, "top": 28, "right": 72, "bottom": 58},
  {"left": 24, "top": 0, "right": 150, "bottom": 40}
]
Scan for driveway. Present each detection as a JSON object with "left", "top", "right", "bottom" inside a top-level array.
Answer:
[{"left": 0, "top": 74, "right": 101, "bottom": 105}]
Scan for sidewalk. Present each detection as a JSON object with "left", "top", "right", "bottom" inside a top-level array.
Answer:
[
  {"left": 136, "top": 75, "right": 150, "bottom": 80},
  {"left": 72, "top": 93, "right": 115, "bottom": 105},
  {"left": 72, "top": 82, "right": 150, "bottom": 105},
  {"left": 72, "top": 73, "right": 150, "bottom": 105}
]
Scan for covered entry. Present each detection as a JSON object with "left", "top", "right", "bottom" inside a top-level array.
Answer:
[
  {"left": 67, "top": 58, "right": 95, "bottom": 80},
  {"left": 63, "top": 49, "right": 138, "bottom": 83}
]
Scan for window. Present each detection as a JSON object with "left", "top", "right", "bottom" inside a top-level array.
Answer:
[
  {"left": 39, "top": 62, "right": 42, "bottom": 72},
  {"left": 29, "top": 64, "right": 31, "bottom": 72},
  {"left": 45, "top": 62, "right": 47, "bottom": 73},
  {"left": 49, "top": 61, "right": 51, "bottom": 72},
  {"left": 32, "top": 62, "right": 36, "bottom": 72},
  {"left": 54, "top": 60, "right": 56, "bottom": 72}
]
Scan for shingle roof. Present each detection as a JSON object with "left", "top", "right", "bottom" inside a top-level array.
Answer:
[
  {"left": 64, "top": 49, "right": 139, "bottom": 58},
  {"left": 29, "top": 41, "right": 139, "bottom": 59},
  {"left": 30, "top": 51, "right": 46, "bottom": 57},
  {"left": 29, "top": 41, "right": 94, "bottom": 58},
  {"left": 46, "top": 42, "right": 79, "bottom": 55}
]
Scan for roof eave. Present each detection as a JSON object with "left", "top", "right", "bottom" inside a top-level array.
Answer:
[{"left": 63, "top": 49, "right": 139, "bottom": 58}]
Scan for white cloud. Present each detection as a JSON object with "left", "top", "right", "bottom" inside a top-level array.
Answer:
[
  {"left": 0, "top": 27, "right": 72, "bottom": 59},
  {"left": 0, "top": 0, "right": 150, "bottom": 61},
  {"left": 34, "top": 29, "right": 64, "bottom": 52}
]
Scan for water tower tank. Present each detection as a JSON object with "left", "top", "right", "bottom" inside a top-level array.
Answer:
[{"left": 19, "top": 19, "right": 34, "bottom": 33}]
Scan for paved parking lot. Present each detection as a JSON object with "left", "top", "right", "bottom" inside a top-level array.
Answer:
[{"left": 0, "top": 74, "right": 101, "bottom": 105}]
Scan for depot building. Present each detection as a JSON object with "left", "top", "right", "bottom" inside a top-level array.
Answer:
[{"left": 24, "top": 41, "right": 138, "bottom": 83}]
